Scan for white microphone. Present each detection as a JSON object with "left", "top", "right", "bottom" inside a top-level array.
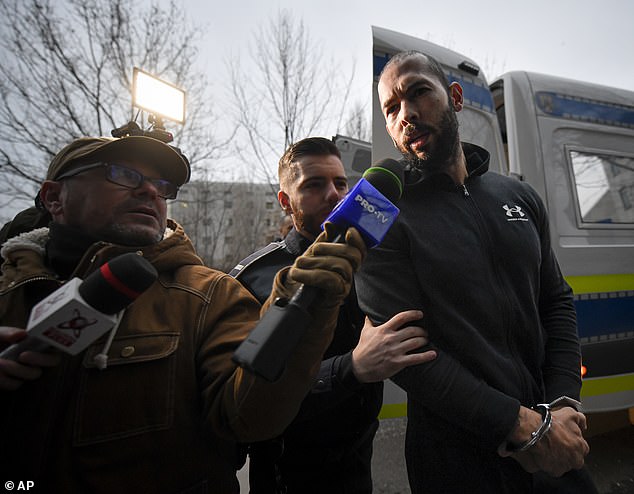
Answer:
[{"left": 0, "top": 252, "right": 158, "bottom": 360}]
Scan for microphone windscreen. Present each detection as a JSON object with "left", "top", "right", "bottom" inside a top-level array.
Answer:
[
  {"left": 78, "top": 252, "right": 158, "bottom": 314},
  {"left": 362, "top": 159, "right": 404, "bottom": 204}
]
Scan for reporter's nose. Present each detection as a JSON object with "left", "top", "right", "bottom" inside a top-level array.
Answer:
[{"left": 133, "top": 178, "right": 160, "bottom": 199}]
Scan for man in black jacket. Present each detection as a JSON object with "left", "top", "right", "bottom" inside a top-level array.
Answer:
[
  {"left": 231, "top": 137, "right": 437, "bottom": 493},
  {"left": 355, "top": 51, "right": 597, "bottom": 493}
]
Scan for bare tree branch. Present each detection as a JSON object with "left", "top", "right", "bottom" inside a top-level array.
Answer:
[
  {"left": 226, "top": 9, "right": 358, "bottom": 185},
  {"left": 0, "top": 0, "right": 224, "bottom": 223},
  {"left": 343, "top": 100, "right": 371, "bottom": 142}
]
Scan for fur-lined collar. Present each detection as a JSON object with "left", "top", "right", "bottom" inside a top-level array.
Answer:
[
  {"left": 0, "top": 227, "right": 49, "bottom": 259},
  {"left": 0, "top": 226, "right": 176, "bottom": 260}
]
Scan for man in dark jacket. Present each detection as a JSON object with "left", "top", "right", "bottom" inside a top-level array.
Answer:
[
  {"left": 0, "top": 134, "right": 366, "bottom": 493},
  {"left": 355, "top": 51, "right": 597, "bottom": 493},
  {"left": 231, "top": 137, "right": 437, "bottom": 493}
]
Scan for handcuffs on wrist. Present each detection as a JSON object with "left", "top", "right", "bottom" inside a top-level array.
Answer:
[{"left": 507, "top": 396, "right": 582, "bottom": 453}]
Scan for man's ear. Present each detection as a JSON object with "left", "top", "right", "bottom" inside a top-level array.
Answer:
[
  {"left": 277, "top": 190, "right": 292, "bottom": 214},
  {"left": 39, "top": 181, "right": 64, "bottom": 217},
  {"left": 449, "top": 82, "right": 464, "bottom": 112}
]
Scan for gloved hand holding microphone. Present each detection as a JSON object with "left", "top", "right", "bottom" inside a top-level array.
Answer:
[
  {"left": 234, "top": 159, "right": 404, "bottom": 381},
  {"left": 272, "top": 222, "right": 367, "bottom": 310}
]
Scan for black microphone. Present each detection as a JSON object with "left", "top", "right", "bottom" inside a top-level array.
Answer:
[
  {"left": 0, "top": 252, "right": 158, "bottom": 360},
  {"left": 233, "top": 159, "right": 405, "bottom": 381}
]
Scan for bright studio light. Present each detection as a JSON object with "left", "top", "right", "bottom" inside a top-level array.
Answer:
[{"left": 132, "top": 68, "right": 186, "bottom": 124}]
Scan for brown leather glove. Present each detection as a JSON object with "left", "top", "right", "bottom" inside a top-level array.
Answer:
[{"left": 269, "top": 223, "right": 366, "bottom": 310}]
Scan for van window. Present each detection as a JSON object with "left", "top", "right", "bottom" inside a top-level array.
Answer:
[
  {"left": 570, "top": 150, "right": 634, "bottom": 224},
  {"left": 351, "top": 148, "right": 372, "bottom": 173}
]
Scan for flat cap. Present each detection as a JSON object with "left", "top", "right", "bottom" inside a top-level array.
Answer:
[{"left": 47, "top": 136, "right": 190, "bottom": 187}]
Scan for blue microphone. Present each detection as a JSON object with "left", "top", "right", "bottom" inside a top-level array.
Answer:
[
  {"left": 322, "top": 159, "right": 403, "bottom": 247},
  {"left": 233, "top": 158, "right": 405, "bottom": 381}
]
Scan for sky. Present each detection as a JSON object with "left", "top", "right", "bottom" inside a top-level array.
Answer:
[
  {"left": 184, "top": 0, "right": 634, "bottom": 94},
  {"left": 3, "top": 0, "right": 633, "bottom": 221},
  {"left": 164, "top": 0, "right": 634, "bottom": 187}
]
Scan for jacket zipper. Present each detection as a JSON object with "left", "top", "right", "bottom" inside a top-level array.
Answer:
[
  {"left": 1, "top": 275, "right": 61, "bottom": 295},
  {"left": 460, "top": 181, "right": 531, "bottom": 399}
]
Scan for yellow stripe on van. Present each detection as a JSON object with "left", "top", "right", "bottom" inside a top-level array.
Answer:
[
  {"left": 565, "top": 274, "right": 634, "bottom": 295},
  {"left": 379, "top": 403, "right": 407, "bottom": 419},
  {"left": 581, "top": 374, "right": 634, "bottom": 398},
  {"left": 378, "top": 376, "right": 634, "bottom": 418}
]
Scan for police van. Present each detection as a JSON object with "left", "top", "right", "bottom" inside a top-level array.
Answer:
[{"left": 336, "top": 26, "right": 634, "bottom": 419}]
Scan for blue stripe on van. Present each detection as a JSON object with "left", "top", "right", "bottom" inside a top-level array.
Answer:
[
  {"left": 450, "top": 74, "right": 494, "bottom": 113},
  {"left": 373, "top": 53, "right": 390, "bottom": 77},
  {"left": 575, "top": 293, "right": 634, "bottom": 339},
  {"left": 372, "top": 55, "right": 494, "bottom": 113},
  {"left": 535, "top": 91, "right": 634, "bottom": 128}
]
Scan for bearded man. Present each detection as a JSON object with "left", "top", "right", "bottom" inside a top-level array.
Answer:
[{"left": 355, "top": 51, "right": 598, "bottom": 494}]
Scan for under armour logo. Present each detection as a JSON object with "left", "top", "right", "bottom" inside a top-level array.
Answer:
[{"left": 503, "top": 204, "right": 528, "bottom": 221}]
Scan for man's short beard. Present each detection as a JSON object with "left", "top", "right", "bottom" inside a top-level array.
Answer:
[
  {"left": 401, "top": 105, "right": 461, "bottom": 175},
  {"left": 100, "top": 223, "right": 163, "bottom": 246},
  {"left": 291, "top": 210, "right": 321, "bottom": 239}
]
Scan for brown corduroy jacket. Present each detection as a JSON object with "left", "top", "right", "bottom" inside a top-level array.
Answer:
[{"left": 0, "top": 220, "right": 337, "bottom": 493}]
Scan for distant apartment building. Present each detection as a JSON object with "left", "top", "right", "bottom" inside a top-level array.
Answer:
[{"left": 168, "top": 181, "right": 286, "bottom": 272}]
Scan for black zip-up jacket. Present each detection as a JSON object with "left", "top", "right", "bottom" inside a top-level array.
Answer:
[
  {"left": 356, "top": 143, "right": 580, "bottom": 460},
  {"left": 232, "top": 227, "right": 383, "bottom": 493}
]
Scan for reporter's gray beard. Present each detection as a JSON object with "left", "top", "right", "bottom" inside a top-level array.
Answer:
[
  {"left": 401, "top": 106, "right": 461, "bottom": 177},
  {"left": 99, "top": 223, "right": 164, "bottom": 246}
]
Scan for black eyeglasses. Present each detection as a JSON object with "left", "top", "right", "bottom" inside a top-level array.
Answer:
[{"left": 56, "top": 162, "right": 179, "bottom": 200}]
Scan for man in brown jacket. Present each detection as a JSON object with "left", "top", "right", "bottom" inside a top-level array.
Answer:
[{"left": 0, "top": 135, "right": 365, "bottom": 493}]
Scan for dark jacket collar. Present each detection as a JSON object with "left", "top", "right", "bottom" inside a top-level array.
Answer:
[
  {"left": 46, "top": 222, "right": 100, "bottom": 279},
  {"left": 403, "top": 142, "right": 490, "bottom": 190},
  {"left": 283, "top": 227, "right": 313, "bottom": 256}
]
